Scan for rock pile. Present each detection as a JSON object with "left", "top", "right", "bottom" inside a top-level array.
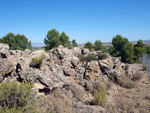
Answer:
[{"left": 0, "top": 43, "right": 136, "bottom": 113}]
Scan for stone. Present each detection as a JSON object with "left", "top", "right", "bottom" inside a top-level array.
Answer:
[
  {"left": 0, "top": 43, "right": 10, "bottom": 58},
  {"left": 30, "top": 50, "right": 49, "bottom": 59},
  {"left": 99, "top": 58, "right": 114, "bottom": 72},
  {"left": 82, "top": 48, "right": 90, "bottom": 54},
  {"left": 72, "top": 47, "right": 82, "bottom": 56},
  {"left": 106, "top": 69, "right": 120, "bottom": 81},
  {"left": 22, "top": 49, "right": 31, "bottom": 57},
  {"left": 85, "top": 61, "right": 101, "bottom": 80},
  {"left": 0, "top": 58, "right": 14, "bottom": 82}
]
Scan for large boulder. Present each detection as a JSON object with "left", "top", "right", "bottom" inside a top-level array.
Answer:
[
  {"left": 0, "top": 43, "right": 10, "bottom": 58},
  {"left": 30, "top": 50, "right": 49, "bottom": 59},
  {"left": 85, "top": 61, "right": 101, "bottom": 80},
  {"left": 15, "top": 58, "right": 66, "bottom": 91},
  {"left": 0, "top": 58, "right": 14, "bottom": 82}
]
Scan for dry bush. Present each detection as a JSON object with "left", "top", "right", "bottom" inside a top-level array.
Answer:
[
  {"left": 132, "top": 71, "right": 143, "bottom": 81},
  {"left": 86, "top": 78, "right": 107, "bottom": 94},
  {"left": 117, "top": 76, "right": 136, "bottom": 89},
  {"left": 142, "top": 64, "right": 147, "bottom": 71},
  {"left": 92, "top": 89, "right": 107, "bottom": 107},
  {"left": 89, "top": 79, "right": 107, "bottom": 107},
  {"left": 36, "top": 89, "right": 75, "bottom": 113},
  {"left": 30, "top": 54, "right": 45, "bottom": 69}
]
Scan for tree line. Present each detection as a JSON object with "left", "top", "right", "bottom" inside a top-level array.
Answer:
[
  {"left": 0, "top": 30, "right": 148, "bottom": 63},
  {"left": 0, "top": 33, "right": 32, "bottom": 50}
]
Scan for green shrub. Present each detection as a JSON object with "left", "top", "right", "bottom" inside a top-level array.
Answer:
[
  {"left": 97, "top": 53, "right": 109, "bottom": 60},
  {"left": 78, "top": 54, "right": 97, "bottom": 62},
  {"left": 30, "top": 54, "right": 45, "bottom": 68},
  {"left": 0, "top": 79, "right": 36, "bottom": 113}
]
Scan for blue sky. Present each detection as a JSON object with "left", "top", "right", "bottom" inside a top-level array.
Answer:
[{"left": 0, "top": 0, "right": 150, "bottom": 44}]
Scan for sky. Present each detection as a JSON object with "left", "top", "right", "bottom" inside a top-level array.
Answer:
[{"left": 0, "top": 0, "right": 150, "bottom": 44}]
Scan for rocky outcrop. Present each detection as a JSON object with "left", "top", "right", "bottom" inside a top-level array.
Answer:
[
  {"left": 1, "top": 44, "right": 142, "bottom": 113},
  {"left": 0, "top": 58, "right": 13, "bottom": 82}
]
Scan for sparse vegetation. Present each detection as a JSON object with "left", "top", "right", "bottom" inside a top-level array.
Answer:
[
  {"left": 79, "top": 52, "right": 108, "bottom": 63},
  {"left": 0, "top": 79, "right": 35, "bottom": 113},
  {"left": 30, "top": 54, "right": 45, "bottom": 68}
]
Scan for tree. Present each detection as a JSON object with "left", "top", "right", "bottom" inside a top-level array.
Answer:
[
  {"left": 111, "top": 34, "right": 136, "bottom": 63},
  {"left": 122, "top": 42, "right": 134, "bottom": 63},
  {"left": 134, "top": 40, "right": 146, "bottom": 62},
  {"left": 59, "top": 32, "right": 70, "bottom": 47},
  {"left": 44, "top": 29, "right": 60, "bottom": 50},
  {"left": 72, "top": 39, "right": 77, "bottom": 47},
  {"left": 84, "top": 41, "right": 93, "bottom": 51},
  {"left": 93, "top": 40, "right": 102, "bottom": 51},
  {"left": 112, "top": 34, "right": 129, "bottom": 54},
  {"left": 0, "top": 33, "right": 32, "bottom": 50}
]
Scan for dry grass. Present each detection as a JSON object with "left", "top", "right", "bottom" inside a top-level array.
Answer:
[
  {"left": 88, "top": 79, "right": 108, "bottom": 107},
  {"left": 117, "top": 76, "right": 136, "bottom": 89},
  {"left": 36, "top": 89, "right": 75, "bottom": 113},
  {"left": 92, "top": 89, "right": 107, "bottom": 107},
  {"left": 132, "top": 71, "right": 143, "bottom": 81}
]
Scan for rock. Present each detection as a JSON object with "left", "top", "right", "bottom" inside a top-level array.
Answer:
[
  {"left": 0, "top": 43, "right": 10, "bottom": 58},
  {"left": 40, "top": 62, "right": 66, "bottom": 90},
  {"left": 0, "top": 58, "right": 14, "bottom": 82},
  {"left": 22, "top": 49, "right": 31, "bottom": 57},
  {"left": 72, "top": 47, "right": 81, "bottom": 56},
  {"left": 16, "top": 59, "right": 66, "bottom": 90},
  {"left": 115, "top": 67, "right": 126, "bottom": 76},
  {"left": 126, "top": 68, "right": 136, "bottom": 77},
  {"left": 99, "top": 58, "right": 114, "bottom": 72},
  {"left": 10, "top": 50, "right": 23, "bottom": 57},
  {"left": 30, "top": 50, "right": 49, "bottom": 59},
  {"left": 106, "top": 69, "right": 120, "bottom": 81},
  {"left": 71, "top": 56, "right": 80, "bottom": 67},
  {"left": 75, "top": 102, "right": 107, "bottom": 113},
  {"left": 85, "top": 61, "right": 101, "bottom": 80},
  {"left": 69, "top": 83, "right": 87, "bottom": 101},
  {"left": 82, "top": 48, "right": 90, "bottom": 54},
  {"left": 64, "top": 67, "right": 76, "bottom": 76}
]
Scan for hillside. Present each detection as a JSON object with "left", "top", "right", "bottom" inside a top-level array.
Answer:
[{"left": 0, "top": 43, "right": 150, "bottom": 113}]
